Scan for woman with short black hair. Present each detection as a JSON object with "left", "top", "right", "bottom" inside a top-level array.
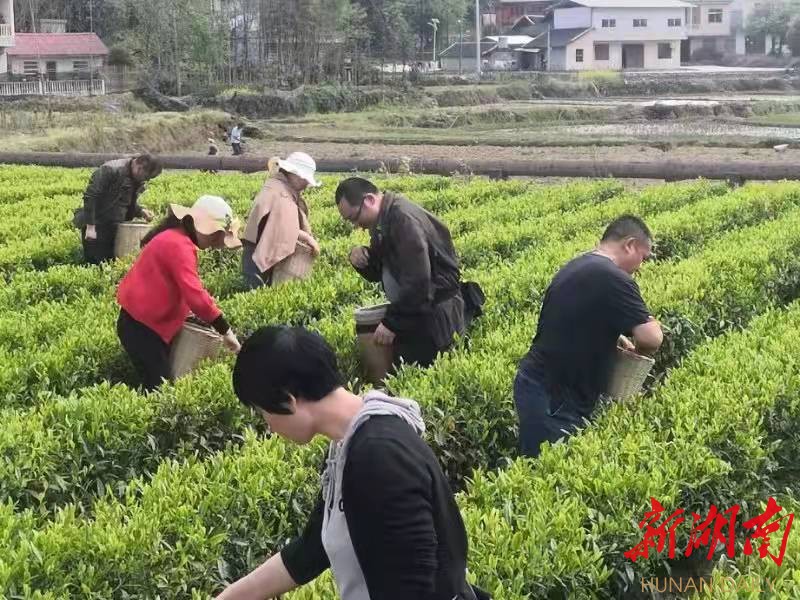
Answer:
[{"left": 218, "top": 325, "right": 487, "bottom": 600}]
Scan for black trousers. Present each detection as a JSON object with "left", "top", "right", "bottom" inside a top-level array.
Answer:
[
  {"left": 81, "top": 223, "right": 118, "bottom": 265},
  {"left": 232, "top": 143, "right": 242, "bottom": 155},
  {"left": 241, "top": 240, "right": 273, "bottom": 289},
  {"left": 392, "top": 294, "right": 466, "bottom": 369},
  {"left": 117, "top": 309, "right": 172, "bottom": 391},
  {"left": 393, "top": 333, "right": 440, "bottom": 369}
]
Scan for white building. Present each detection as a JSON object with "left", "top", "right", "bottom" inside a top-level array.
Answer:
[
  {"left": 0, "top": 0, "right": 15, "bottom": 76},
  {"left": 531, "top": 0, "right": 691, "bottom": 70},
  {"left": 5, "top": 33, "right": 108, "bottom": 80},
  {"left": 0, "top": 0, "right": 108, "bottom": 81},
  {"left": 684, "top": 0, "right": 741, "bottom": 58},
  {"left": 683, "top": 0, "right": 790, "bottom": 58}
]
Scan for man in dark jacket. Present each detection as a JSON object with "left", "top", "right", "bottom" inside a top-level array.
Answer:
[
  {"left": 74, "top": 154, "right": 163, "bottom": 264},
  {"left": 336, "top": 177, "right": 478, "bottom": 369}
]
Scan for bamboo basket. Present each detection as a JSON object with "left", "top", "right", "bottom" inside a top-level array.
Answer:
[
  {"left": 607, "top": 347, "right": 655, "bottom": 399},
  {"left": 114, "top": 222, "right": 152, "bottom": 258},
  {"left": 272, "top": 241, "right": 315, "bottom": 286},
  {"left": 169, "top": 320, "right": 223, "bottom": 379},
  {"left": 354, "top": 303, "right": 394, "bottom": 384}
]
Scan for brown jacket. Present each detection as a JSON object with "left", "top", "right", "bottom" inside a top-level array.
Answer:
[{"left": 243, "top": 173, "right": 311, "bottom": 274}]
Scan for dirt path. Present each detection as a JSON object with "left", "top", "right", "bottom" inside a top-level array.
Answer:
[{"left": 237, "top": 139, "right": 800, "bottom": 165}]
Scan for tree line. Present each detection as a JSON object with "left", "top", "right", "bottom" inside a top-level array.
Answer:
[{"left": 14, "top": 0, "right": 474, "bottom": 93}]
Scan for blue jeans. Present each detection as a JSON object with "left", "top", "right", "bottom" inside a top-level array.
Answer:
[
  {"left": 513, "top": 364, "right": 584, "bottom": 457},
  {"left": 241, "top": 242, "right": 271, "bottom": 290}
]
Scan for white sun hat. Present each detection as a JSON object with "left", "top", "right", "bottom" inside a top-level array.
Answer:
[
  {"left": 270, "top": 151, "right": 320, "bottom": 187},
  {"left": 170, "top": 195, "right": 241, "bottom": 249}
]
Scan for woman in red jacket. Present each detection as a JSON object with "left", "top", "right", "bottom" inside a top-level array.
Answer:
[{"left": 117, "top": 195, "right": 243, "bottom": 391}]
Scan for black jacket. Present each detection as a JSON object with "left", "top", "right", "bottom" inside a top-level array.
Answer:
[
  {"left": 281, "top": 414, "right": 479, "bottom": 600},
  {"left": 354, "top": 192, "right": 465, "bottom": 349},
  {"left": 75, "top": 158, "right": 147, "bottom": 226}
]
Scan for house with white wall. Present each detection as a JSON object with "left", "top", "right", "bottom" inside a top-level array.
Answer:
[
  {"left": 529, "top": 0, "right": 690, "bottom": 70},
  {"left": 684, "top": 0, "right": 791, "bottom": 58},
  {"left": 0, "top": 0, "right": 15, "bottom": 77},
  {"left": 0, "top": 0, "right": 108, "bottom": 81},
  {"left": 5, "top": 33, "right": 108, "bottom": 80},
  {"left": 683, "top": 0, "right": 740, "bottom": 58}
]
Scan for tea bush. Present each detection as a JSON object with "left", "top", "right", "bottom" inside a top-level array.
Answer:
[{"left": 2, "top": 166, "right": 800, "bottom": 598}]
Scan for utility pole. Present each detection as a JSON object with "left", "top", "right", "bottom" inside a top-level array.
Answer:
[
  {"left": 458, "top": 19, "right": 463, "bottom": 75},
  {"left": 89, "top": 0, "right": 95, "bottom": 94},
  {"left": 546, "top": 22, "right": 551, "bottom": 71},
  {"left": 429, "top": 18, "right": 440, "bottom": 67},
  {"left": 475, "top": 0, "right": 481, "bottom": 77}
]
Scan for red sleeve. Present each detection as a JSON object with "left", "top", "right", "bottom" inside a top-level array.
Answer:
[{"left": 166, "top": 238, "right": 222, "bottom": 324}]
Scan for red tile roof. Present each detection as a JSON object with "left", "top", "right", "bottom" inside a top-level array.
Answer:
[{"left": 7, "top": 33, "right": 109, "bottom": 57}]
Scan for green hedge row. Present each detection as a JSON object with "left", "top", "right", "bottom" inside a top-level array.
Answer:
[
  {"left": 0, "top": 170, "right": 539, "bottom": 306},
  {"left": 0, "top": 180, "right": 777, "bottom": 523},
  {"left": 0, "top": 179, "right": 636, "bottom": 404},
  {"left": 3, "top": 169, "right": 800, "bottom": 598},
  {"left": 1, "top": 190, "right": 792, "bottom": 589},
  {"left": 0, "top": 181, "right": 719, "bottom": 522},
  {"left": 4, "top": 256, "right": 796, "bottom": 599}
]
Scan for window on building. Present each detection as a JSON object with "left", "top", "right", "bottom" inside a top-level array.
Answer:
[
  {"left": 658, "top": 43, "right": 673, "bottom": 59},
  {"left": 668, "top": 18, "right": 682, "bottom": 27},
  {"left": 633, "top": 19, "right": 648, "bottom": 27},
  {"left": 708, "top": 9, "right": 723, "bottom": 23},
  {"left": 595, "top": 43, "right": 610, "bottom": 60},
  {"left": 575, "top": 48, "right": 584, "bottom": 62},
  {"left": 23, "top": 61, "right": 39, "bottom": 77},
  {"left": 692, "top": 6, "right": 701, "bottom": 25},
  {"left": 73, "top": 60, "right": 89, "bottom": 73},
  {"left": 602, "top": 18, "right": 616, "bottom": 28}
]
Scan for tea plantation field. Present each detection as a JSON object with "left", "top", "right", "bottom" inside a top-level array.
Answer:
[{"left": 1, "top": 165, "right": 800, "bottom": 599}]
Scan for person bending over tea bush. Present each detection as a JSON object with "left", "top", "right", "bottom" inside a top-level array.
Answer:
[
  {"left": 515, "top": 215, "right": 663, "bottom": 457},
  {"left": 336, "top": 176, "right": 484, "bottom": 370},
  {"left": 219, "top": 325, "right": 490, "bottom": 600},
  {"left": 116, "top": 195, "right": 242, "bottom": 391}
]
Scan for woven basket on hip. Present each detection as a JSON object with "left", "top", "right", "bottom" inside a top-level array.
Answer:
[
  {"left": 272, "top": 241, "right": 315, "bottom": 286},
  {"left": 114, "top": 222, "right": 152, "bottom": 258},
  {"left": 169, "top": 320, "right": 223, "bottom": 379},
  {"left": 606, "top": 347, "right": 655, "bottom": 400},
  {"left": 354, "top": 303, "right": 394, "bottom": 384}
]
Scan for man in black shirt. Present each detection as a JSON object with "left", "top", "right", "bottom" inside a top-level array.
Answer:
[
  {"left": 336, "top": 177, "right": 483, "bottom": 369},
  {"left": 515, "top": 215, "right": 663, "bottom": 457},
  {"left": 218, "top": 325, "right": 487, "bottom": 600}
]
